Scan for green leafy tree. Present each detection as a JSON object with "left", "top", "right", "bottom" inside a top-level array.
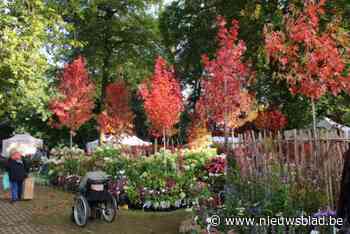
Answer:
[
  {"left": 52, "top": 0, "right": 163, "bottom": 106},
  {"left": 0, "top": 0, "right": 74, "bottom": 127}
]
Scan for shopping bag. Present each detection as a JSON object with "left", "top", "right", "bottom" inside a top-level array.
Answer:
[
  {"left": 23, "top": 177, "right": 34, "bottom": 200},
  {"left": 2, "top": 172, "right": 10, "bottom": 191}
]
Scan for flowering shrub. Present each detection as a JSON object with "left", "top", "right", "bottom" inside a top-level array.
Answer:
[
  {"left": 45, "top": 146, "right": 220, "bottom": 211},
  {"left": 205, "top": 155, "right": 226, "bottom": 175},
  {"left": 50, "top": 145, "right": 85, "bottom": 159},
  {"left": 195, "top": 141, "right": 329, "bottom": 233},
  {"left": 46, "top": 145, "right": 87, "bottom": 182},
  {"left": 120, "top": 145, "right": 154, "bottom": 158}
]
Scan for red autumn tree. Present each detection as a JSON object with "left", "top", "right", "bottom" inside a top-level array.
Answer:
[
  {"left": 196, "top": 16, "right": 254, "bottom": 145},
  {"left": 97, "top": 80, "right": 134, "bottom": 137},
  {"left": 187, "top": 113, "right": 211, "bottom": 149},
  {"left": 254, "top": 109, "right": 288, "bottom": 131},
  {"left": 264, "top": 0, "right": 350, "bottom": 134},
  {"left": 49, "top": 56, "right": 95, "bottom": 147},
  {"left": 139, "top": 56, "right": 184, "bottom": 148}
]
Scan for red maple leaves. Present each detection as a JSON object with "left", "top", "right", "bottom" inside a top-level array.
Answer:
[
  {"left": 265, "top": 0, "right": 350, "bottom": 100},
  {"left": 139, "top": 56, "right": 184, "bottom": 137},
  {"left": 97, "top": 81, "right": 134, "bottom": 135},
  {"left": 254, "top": 110, "right": 288, "bottom": 131},
  {"left": 49, "top": 56, "right": 95, "bottom": 134},
  {"left": 196, "top": 16, "right": 254, "bottom": 128}
]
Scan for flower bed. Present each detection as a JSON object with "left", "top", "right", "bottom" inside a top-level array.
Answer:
[
  {"left": 193, "top": 145, "right": 334, "bottom": 233},
  {"left": 43, "top": 145, "right": 224, "bottom": 211}
]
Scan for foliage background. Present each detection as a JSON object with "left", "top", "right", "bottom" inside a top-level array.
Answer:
[{"left": 1, "top": 0, "right": 350, "bottom": 147}]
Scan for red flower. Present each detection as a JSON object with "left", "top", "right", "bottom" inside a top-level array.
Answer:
[{"left": 205, "top": 157, "right": 227, "bottom": 174}]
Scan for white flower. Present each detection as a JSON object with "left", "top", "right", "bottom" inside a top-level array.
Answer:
[
  {"left": 153, "top": 202, "right": 160, "bottom": 209},
  {"left": 160, "top": 201, "right": 167, "bottom": 208},
  {"left": 143, "top": 201, "right": 152, "bottom": 209},
  {"left": 175, "top": 200, "right": 182, "bottom": 208}
]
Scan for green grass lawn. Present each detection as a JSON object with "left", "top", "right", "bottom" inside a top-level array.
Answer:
[{"left": 21, "top": 186, "right": 191, "bottom": 234}]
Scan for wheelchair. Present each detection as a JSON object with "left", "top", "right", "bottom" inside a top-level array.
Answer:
[{"left": 72, "top": 177, "right": 117, "bottom": 226}]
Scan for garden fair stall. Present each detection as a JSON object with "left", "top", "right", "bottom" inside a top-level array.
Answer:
[
  {"left": 86, "top": 134, "right": 151, "bottom": 154},
  {"left": 44, "top": 143, "right": 222, "bottom": 212},
  {"left": 2, "top": 134, "right": 43, "bottom": 157},
  {"left": 283, "top": 117, "right": 350, "bottom": 139},
  {"left": 315, "top": 117, "right": 350, "bottom": 138}
]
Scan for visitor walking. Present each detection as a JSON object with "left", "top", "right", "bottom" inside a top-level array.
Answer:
[{"left": 6, "top": 151, "right": 28, "bottom": 202}]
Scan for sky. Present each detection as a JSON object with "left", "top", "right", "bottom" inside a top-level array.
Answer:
[{"left": 164, "top": 0, "right": 175, "bottom": 5}]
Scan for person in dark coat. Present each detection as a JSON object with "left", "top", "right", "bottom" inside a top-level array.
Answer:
[{"left": 6, "top": 151, "right": 28, "bottom": 202}]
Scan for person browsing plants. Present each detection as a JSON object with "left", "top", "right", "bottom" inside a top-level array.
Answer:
[{"left": 6, "top": 151, "right": 28, "bottom": 202}]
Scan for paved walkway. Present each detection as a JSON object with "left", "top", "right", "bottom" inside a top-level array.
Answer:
[
  {"left": 0, "top": 199, "right": 47, "bottom": 234},
  {"left": 0, "top": 176, "right": 46, "bottom": 234}
]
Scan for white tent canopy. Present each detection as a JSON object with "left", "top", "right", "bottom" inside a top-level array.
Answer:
[
  {"left": 86, "top": 140, "right": 99, "bottom": 154},
  {"left": 86, "top": 134, "right": 152, "bottom": 153},
  {"left": 316, "top": 117, "right": 350, "bottom": 138},
  {"left": 211, "top": 136, "right": 240, "bottom": 144},
  {"left": 285, "top": 117, "right": 350, "bottom": 139},
  {"left": 2, "top": 134, "right": 43, "bottom": 157},
  {"left": 120, "top": 135, "right": 152, "bottom": 146}
]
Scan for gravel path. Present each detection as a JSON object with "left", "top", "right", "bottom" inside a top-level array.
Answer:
[
  {"left": 0, "top": 175, "right": 47, "bottom": 234},
  {"left": 0, "top": 199, "right": 47, "bottom": 234}
]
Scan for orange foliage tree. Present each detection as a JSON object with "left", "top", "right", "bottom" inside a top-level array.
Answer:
[
  {"left": 49, "top": 56, "right": 95, "bottom": 147},
  {"left": 264, "top": 0, "right": 350, "bottom": 135},
  {"left": 196, "top": 16, "right": 255, "bottom": 145},
  {"left": 254, "top": 109, "right": 288, "bottom": 132},
  {"left": 139, "top": 56, "right": 184, "bottom": 148},
  {"left": 97, "top": 80, "right": 134, "bottom": 139}
]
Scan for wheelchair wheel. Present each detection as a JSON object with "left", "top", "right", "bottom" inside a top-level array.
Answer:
[
  {"left": 102, "top": 195, "right": 117, "bottom": 223},
  {"left": 73, "top": 195, "right": 91, "bottom": 227}
]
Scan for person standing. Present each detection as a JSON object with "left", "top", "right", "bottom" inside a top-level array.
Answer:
[{"left": 6, "top": 151, "right": 27, "bottom": 202}]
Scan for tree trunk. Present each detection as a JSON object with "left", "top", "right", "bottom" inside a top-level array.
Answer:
[
  {"left": 311, "top": 99, "right": 319, "bottom": 163},
  {"left": 231, "top": 129, "right": 235, "bottom": 150},
  {"left": 224, "top": 120, "right": 229, "bottom": 148},
  {"left": 100, "top": 11, "right": 113, "bottom": 106},
  {"left": 69, "top": 131, "right": 73, "bottom": 149},
  {"left": 312, "top": 99, "right": 317, "bottom": 140},
  {"left": 163, "top": 128, "right": 166, "bottom": 150},
  {"left": 154, "top": 138, "right": 158, "bottom": 153},
  {"left": 224, "top": 76, "right": 228, "bottom": 148},
  {"left": 99, "top": 131, "right": 104, "bottom": 146}
]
